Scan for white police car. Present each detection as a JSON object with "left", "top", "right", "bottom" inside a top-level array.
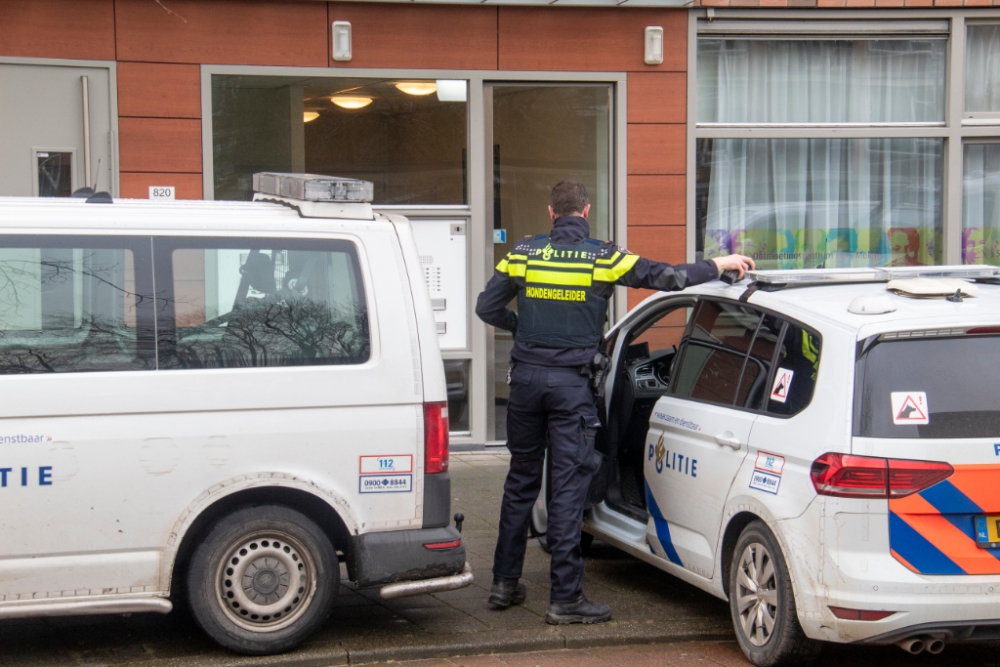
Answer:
[{"left": 534, "top": 265, "right": 1000, "bottom": 665}]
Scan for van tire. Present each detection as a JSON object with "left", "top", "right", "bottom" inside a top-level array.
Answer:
[
  {"left": 728, "top": 520, "right": 820, "bottom": 667},
  {"left": 187, "top": 504, "right": 338, "bottom": 655}
]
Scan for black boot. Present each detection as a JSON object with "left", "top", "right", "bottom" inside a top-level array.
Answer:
[
  {"left": 545, "top": 596, "right": 612, "bottom": 625},
  {"left": 488, "top": 576, "right": 527, "bottom": 609}
]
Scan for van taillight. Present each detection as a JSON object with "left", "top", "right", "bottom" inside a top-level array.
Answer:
[
  {"left": 424, "top": 402, "right": 449, "bottom": 474},
  {"left": 810, "top": 453, "right": 953, "bottom": 499}
]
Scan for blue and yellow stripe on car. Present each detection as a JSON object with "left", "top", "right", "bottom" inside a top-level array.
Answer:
[{"left": 889, "top": 464, "right": 1000, "bottom": 575}]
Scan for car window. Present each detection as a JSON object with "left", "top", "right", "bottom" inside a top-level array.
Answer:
[
  {"left": 156, "top": 237, "right": 370, "bottom": 369},
  {"left": 855, "top": 333, "right": 998, "bottom": 438},
  {"left": 670, "top": 300, "right": 762, "bottom": 406},
  {"left": 735, "top": 314, "right": 783, "bottom": 410},
  {"left": 630, "top": 304, "right": 691, "bottom": 353},
  {"left": 0, "top": 235, "right": 155, "bottom": 373},
  {"left": 766, "top": 322, "right": 821, "bottom": 416}
]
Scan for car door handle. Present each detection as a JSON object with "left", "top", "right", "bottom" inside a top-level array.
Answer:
[{"left": 714, "top": 433, "right": 742, "bottom": 450}]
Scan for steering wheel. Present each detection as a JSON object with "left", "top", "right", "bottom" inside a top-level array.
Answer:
[{"left": 625, "top": 346, "right": 678, "bottom": 400}]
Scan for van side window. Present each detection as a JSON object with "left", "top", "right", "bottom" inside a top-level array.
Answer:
[
  {"left": 156, "top": 238, "right": 370, "bottom": 369},
  {"left": 669, "top": 300, "right": 762, "bottom": 406},
  {"left": 766, "top": 322, "right": 821, "bottom": 416},
  {"left": 0, "top": 236, "right": 155, "bottom": 373}
]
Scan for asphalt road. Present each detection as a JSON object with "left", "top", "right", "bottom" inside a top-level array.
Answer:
[{"left": 1, "top": 452, "right": 998, "bottom": 667}]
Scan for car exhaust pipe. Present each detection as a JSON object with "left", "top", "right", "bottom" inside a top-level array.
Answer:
[
  {"left": 895, "top": 637, "right": 924, "bottom": 654},
  {"left": 922, "top": 636, "right": 945, "bottom": 655}
]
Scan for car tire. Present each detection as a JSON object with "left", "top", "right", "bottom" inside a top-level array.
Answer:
[
  {"left": 186, "top": 504, "right": 338, "bottom": 655},
  {"left": 729, "top": 520, "right": 821, "bottom": 667}
]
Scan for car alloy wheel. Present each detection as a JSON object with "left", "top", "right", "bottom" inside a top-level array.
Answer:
[{"left": 735, "top": 541, "right": 779, "bottom": 647}]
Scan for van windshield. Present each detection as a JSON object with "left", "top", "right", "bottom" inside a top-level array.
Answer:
[{"left": 855, "top": 334, "right": 1000, "bottom": 438}]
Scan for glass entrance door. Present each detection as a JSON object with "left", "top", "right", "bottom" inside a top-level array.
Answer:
[{"left": 485, "top": 83, "right": 613, "bottom": 442}]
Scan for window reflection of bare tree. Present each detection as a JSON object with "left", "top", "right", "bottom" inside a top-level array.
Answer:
[
  {"left": 0, "top": 252, "right": 141, "bottom": 374},
  {"left": 170, "top": 297, "right": 369, "bottom": 369}
]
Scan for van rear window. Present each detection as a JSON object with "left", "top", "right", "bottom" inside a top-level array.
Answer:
[{"left": 855, "top": 334, "right": 1000, "bottom": 438}]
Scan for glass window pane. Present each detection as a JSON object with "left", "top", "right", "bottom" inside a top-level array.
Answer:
[
  {"left": 766, "top": 323, "right": 821, "bottom": 416},
  {"left": 159, "top": 238, "right": 370, "bottom": 369},
  {"left": 489, "top": 84, "right": 612, "bottom": 442},
  {"left": 697, "top": 39, "right": 946, "bottom": 123},
  {"left": 696, "top": 138, "right": 944, "bottom": 269},
  {"left": 671, "top": 300, "right": 761, "bottom": 406},
  {"left": 962, "top": 143, "right": 1000, "bottom": 266},
  {"left": 736, "top": 314, "right": 782, "bottom": 411},
  {"left": 212, "top": 76, "right": 467, "bottom": 205},
  {"left": 444, "top": 359, "right": 470, "bottom": 433},
  {"left": 966, "top": 26, "right": 1000, "bottom": 113},
  {"left": 0, "top": 238, "right": 153, "bottom": 373},
  {"left": 857, "top": 336, "right": 1000, "bottom": 439},
  {"left": 36, "top": 151, "right": 73, "bottom": 197}
]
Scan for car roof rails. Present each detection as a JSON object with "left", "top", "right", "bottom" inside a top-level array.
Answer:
[{"left": 745, "top": 266, "right": 1000, "bottom": 293}]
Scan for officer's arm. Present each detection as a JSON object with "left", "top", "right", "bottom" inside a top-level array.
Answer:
[
  {"left": 597, "top": 246, "right": 719, "bottom": 291},
  {"left": 475, "top": 271, "right": 519, "bottom": 333}
]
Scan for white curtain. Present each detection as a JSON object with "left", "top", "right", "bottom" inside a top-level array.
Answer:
[
  {"left": 963, "top": 144, "right": 1000, "bottom": 266},
  {"left": 966, "top": 27, "right": 1000, "bottom": 113},
  {"left": 698, "top": 39, "right": 946, "bottom": 123},
  {"left": 698, "top": 39, "right": 946, "bottom": 269}
]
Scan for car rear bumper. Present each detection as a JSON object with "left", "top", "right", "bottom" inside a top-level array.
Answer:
[
  {"left": 349, "top": 525, "right": 467, "bottom": 588},
  {"left": 781, "top": 502, "right": 1000, "bottom": 643}
]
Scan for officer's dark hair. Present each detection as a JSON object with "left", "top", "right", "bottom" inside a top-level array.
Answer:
[{"left": 550, "top": 180, "right": 589, "bottom": 217}]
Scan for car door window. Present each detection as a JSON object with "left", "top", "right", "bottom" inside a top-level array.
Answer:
[
  {"left": 735, "top": 314, "right": 783, "bottom": 410},
  {"left": 766, "top": 321, "right": 821, "bottom": 416},
  {"left": 669, "top": 300, "right": 762, "bottom": 406}
]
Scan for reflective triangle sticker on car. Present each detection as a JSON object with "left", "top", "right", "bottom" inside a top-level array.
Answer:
[
  {"left": 891, "top": 391, "right": 929, "bottom": 425},
  {"left": 770, "top": 368, "right": 794, "bottom": 403}
]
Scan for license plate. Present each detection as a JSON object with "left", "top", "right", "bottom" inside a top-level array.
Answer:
[{"left": 975, "top": 515, "right": 1000, "bottom": 549}]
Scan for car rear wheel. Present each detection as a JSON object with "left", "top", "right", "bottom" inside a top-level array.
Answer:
[
  {"left": 729, "top": 520, "right": 820, "bottom": 667},
  {"left": 187, "top": 504, "right": 338, "bottom": 655}
]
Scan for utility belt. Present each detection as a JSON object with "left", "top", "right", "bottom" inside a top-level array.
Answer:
[{"left": 507, "top": 354, "right": 610, "bottom": 398}]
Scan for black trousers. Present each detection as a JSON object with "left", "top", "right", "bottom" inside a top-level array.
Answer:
[{"left": 492, "top": 363, "right": 601, "bottom": 604}]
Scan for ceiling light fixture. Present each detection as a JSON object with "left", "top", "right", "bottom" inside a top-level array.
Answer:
[
  {"left": 331, "top": 95, "right": 373, "bottom": 109},
  {"left": 395, "top": 82, "right": 437, "bottom": 96},
  {"left": 303, "top": 111, "right": 320, "bottom": 122}
]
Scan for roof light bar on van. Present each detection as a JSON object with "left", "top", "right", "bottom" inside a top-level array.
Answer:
[
  {"left": 253, "top": 172, "right": 374, "bottom": 203},
  {"left": 746, "top": 265, "right": 1000, "bottom": 290}
]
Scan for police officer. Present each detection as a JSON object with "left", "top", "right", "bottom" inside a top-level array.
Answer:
[{"left": 476, "top": 180, "right": 754, "bottom": 625}]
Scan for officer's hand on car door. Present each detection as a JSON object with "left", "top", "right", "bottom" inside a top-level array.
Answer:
[{"left": 711, "top": 254, "right": 756, "bottom": 280}]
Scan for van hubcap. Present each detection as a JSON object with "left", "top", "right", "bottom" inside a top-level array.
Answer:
[
  {"left": 735, "top": 542, "right": 778, "bottom": 647},
  {"left": 216, "top": 531, "right": 316, "bottom": 631}
]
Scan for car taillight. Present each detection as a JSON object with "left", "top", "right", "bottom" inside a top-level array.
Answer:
[
  {"left": 424, "top": 401, "right": 449, "bottom": 474},
  {"left": 810, "top": 453, "right": 953, "bottom": 499}
]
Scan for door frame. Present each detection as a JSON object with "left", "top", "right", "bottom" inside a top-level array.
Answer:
[{"left": 0, "top": 57, "right": 120, "bottom": 197}]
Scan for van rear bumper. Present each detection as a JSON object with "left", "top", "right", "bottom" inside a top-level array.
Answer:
[{"left": 350, "top": 525, "right": 467, "bottom": 588}]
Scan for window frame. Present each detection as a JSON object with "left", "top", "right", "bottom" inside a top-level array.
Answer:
[
  {"left": 668, "top": 296, "right": 822, "bottom": 419},
  {"left": 686, "top": 10, "right": 1000, "bottom": 269}
]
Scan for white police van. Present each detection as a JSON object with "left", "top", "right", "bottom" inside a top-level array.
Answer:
[
  {"left": 0, "top": 173, "right": 471, "bottom": 655},
  {"left": 533, "top": 265, "right": 1000, "bottom": 665}
]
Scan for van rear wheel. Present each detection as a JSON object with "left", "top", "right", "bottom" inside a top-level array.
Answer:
[
  {"left": 729, "top": 520, "right": 820, "bottom": 667},
  {"left": 187, "top": 504, "right": 338, "bottom": 655}
]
